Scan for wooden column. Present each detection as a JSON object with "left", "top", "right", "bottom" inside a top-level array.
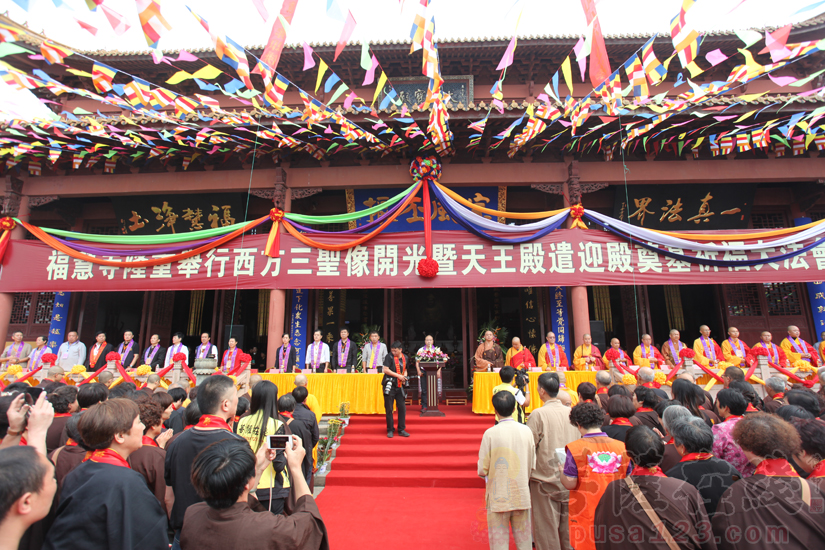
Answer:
[
  {"left": 563, "top": 161, "right": 591, "bottom": 347},
  {"left": 461, "top": 288, "right": 468, "bottom": 388},
  {"left": 0, "top": 179, "right": 28, "bottom": 343},
  {"left": 266, "top": 289, "right": 287, "bottom": 370}
]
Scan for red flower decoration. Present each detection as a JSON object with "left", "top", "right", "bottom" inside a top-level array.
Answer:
[
  {"left": 173, "top": 352, "right": 187, "bottom": 362},
  {"left": 604, "top": 348, "right": 620, "bottom": 361},
  {"left": 239, "top": 353, "right": 252, "bottom": 363},
  {"left": 105, "top": 352, "right": 120, "bottom": 362},
  {"left": 569, "top": 204, "right": 585, "bottom": 219},
  {"left": 0, "top": 217, "right": 16, "bottom": 231},
  {"left": 678, "top": 348, "right": 696, "bottom": 358},
  {"left": 417, "top": 258, "right": 439, "bottom": 278},
  {"left": 41, "top": 353, "right": 58, "bottom": 364},
  {"left": 751, "top": 347, "right": 769, "bottom": 357},
  {"left": 269, "top": 208, "right": 284, "bottom": 222}
]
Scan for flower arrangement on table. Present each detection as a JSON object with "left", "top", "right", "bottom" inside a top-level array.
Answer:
[
  {"left": 105, "top": 351, "right": 120, "bottom": 362},
  {"left": 136, "top": 364, "right": 152, "bottom": 376},
  {"left": 172, "top": 352, "right": 187, "bottom": 364},
  {"left": 621, "top": 373, "right": 637, "bottom": 386},
  {"left": 679, "top": 348, "right": 695, "bottom": 360},
  {"left": 71, "top": 365, "right": 86, "bottom": 374},
  {"left": 41, "top": 353, "right": 57, "bottom": 366},
  {"left": 653, "top": 370, "right": 667, "bottom": 386},
  {"left": 1, "top": 364, "right": 23, "bottom": 378},
  {"left": 415, "top": 347, "right": 449, "bottom": 363},
  {"left": 792, "top": 359, "right": 816, "bottom": 373}
]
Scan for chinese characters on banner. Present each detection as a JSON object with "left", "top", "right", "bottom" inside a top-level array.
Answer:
[
  {"left": 353, "top": 187, "right": 498, "bottom": 232},
  {"left": 613, "top": 185, "right": 755, "bottom": 230},
  {"left": 321, "top": 290, "right": 341, "bottom": 345},
  {"left": 551, "top": 286, "right": 572, "bottom": 362},
  {"left": 796, "top": 218, "right": 825, "bottom": 339},
  {"left": 47, "top": 292, "right": 70, "bottom": 351},
  {"left": 4, "top": 230, "right": 825, "bottom": 292},
  {"left": 110, "top": 194, "right": 246, "bottom": 235},
  {"left": 290, "top": 289, "right": 308, "bottom": 367},
  {"left": 519, "top": 287, "right": 542, "bottom": 358}
]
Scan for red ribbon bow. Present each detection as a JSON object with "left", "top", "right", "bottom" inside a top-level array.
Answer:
[{"left": 269, "top": 208, "right": 284, "bottom": 222}]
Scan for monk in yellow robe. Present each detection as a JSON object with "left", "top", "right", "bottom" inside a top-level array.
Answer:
[
  {"left": 693, "top": 325, "right": 723, "bottom": 368},
  {"left": 632, "top": 334, "right": 663, "bottom": 368},
  {"left": 602, "top": 338, "right": 633, "bottom": 370},
  {"left": 504, "top": 337, "right": 537, "bottom": 369},
  {"left": 752, "top": 331, "right": 790, "bottom": 368},
  {"left": 780, "top": 325, "right": 820, "bottom": 368},
  {"left": 572, "top": 333, "right": 604, "bottom": 371},
  {"left": 721, "top": 326, "right": 750, "bottom": 367},
  {"left": 557, "top": 371, "right": 580, "bottom": 406},
  {"left": 537, "top": 332, "right": 569, "bottom": 371}
]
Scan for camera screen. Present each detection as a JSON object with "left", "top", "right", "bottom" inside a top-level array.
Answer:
[{"left": 268, "top": 435, "right": 289, "bottom": 449}]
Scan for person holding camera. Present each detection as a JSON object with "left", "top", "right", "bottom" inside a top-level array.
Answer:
[
  {"left": 493, "top": 366, "right": 531, "bottom": 424},
  {"left": 382, "top": 341, "right": 410, "bottom": 438}
]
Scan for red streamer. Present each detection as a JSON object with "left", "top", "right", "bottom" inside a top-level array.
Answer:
[
  {"left": 13, "top": 366, "right": 43, "bottom": 384},
  {"left": 768, "top": 361, "right": 815, "bottom": 388},
  {"left": 77, "top": 364, "right": 109, "bottom": 385},
  {"left": 423, "top": 178, "right": 433, "bottom": 259}
]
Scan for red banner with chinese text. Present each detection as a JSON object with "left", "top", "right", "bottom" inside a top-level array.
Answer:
[{"left": 0, "top": 229, "right": 823, "bottom": 292}]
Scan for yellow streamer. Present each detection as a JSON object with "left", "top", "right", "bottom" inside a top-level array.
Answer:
[
  {"left": 656, "top": 218, "right": 825, "bottom": 241},
  {"left": 435, "top": 182, "right": 566, "bottom": 219}
]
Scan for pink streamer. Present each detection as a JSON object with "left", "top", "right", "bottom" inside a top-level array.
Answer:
[{"left": 302, "top": 42, "right": 315, "bottom": 71}]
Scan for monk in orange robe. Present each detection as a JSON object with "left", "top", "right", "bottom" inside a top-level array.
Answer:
[
  {"left": 721, "top": 326, "right": 751, "bottom": 367},
  {"left": 537, "top": 332, "right": 569, "bottom": 371},
  {"left": 571, "top": 333, "right": 604, "bottom": 371},
  {"left": 692, "top": 325, "right": 723, "bottom": 368},
  {"left": 780, "top": 325, "right": 819, "bottom": 368},
  {"left": 504, "top": 337, "right": 536, "bottom": 369}
]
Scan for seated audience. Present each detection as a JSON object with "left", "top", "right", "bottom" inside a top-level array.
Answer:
[
  {"left": 712, "top": 413, "right": 825, "bottom": 550},
  {"left": 602, "top": 395, "right": 636, "bottom": 443},
  {"left": 666, "top": 416, "right": 740, "bottom": 518},
  {"left": 594, "top": 426, "right": 716, "bottom": 550},
  {"left": 561, "top": 402, "right": 629, "bottom": 550},
  {"left": 712, "top": 389, "right": 755, "bottom": 477},
  {"left": 180, "top": 437, "right": 328, "bottom": 550}
]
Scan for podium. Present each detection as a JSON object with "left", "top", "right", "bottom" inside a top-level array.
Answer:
[{"left": 419, "top": 362, "right": 445, "bottom": 417}]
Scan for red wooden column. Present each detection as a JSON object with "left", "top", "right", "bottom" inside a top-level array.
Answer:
[
  {"left": 266, "top": 179, "right": 291, "bottom": 370},
  {"left": 563, "top": 162, "right": 591, "bottom": 347},
  {"left": 0, "top": 184, "right": 29, "bottom": 344}
]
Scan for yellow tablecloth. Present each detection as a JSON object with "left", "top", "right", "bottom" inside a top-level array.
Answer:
[
  {"left": 472, "top": 371, "right": 597, "bottom": 414},
  {"left": 259, "top": 373, "right": 385, "bottom": 415}
]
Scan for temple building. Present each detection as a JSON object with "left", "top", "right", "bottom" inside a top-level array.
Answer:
[{"left": 2, "top": 13, "right": 825, "bottom": 389}]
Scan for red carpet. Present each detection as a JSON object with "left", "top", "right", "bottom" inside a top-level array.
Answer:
[{"left": 316, "top": 405, "right": 499, "bottom": 549}]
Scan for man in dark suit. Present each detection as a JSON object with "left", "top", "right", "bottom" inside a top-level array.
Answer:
[
  {"left": 330, "top": 327, "right": 358, "bottom": 373},
  {"left": 116, "top": 330, "right": 139, "bottom": 369},
  {"left": 141, "top": 333, "right": 166, "bottom": 369},
  {"left": 291, "top": 386, "right": 320, "bottom": 484},
  {"left": 382, "top": 341, "right": 410, "bottom": 438},
  {"left": 85, "top": 331, "right": 114, "bottom": 371}
]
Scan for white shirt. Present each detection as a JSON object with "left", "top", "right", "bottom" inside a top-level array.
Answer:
[
  {"left": 164, "top": 343, "right": 190, "bottom": 367},
  {"left": 193, "top": 343, "right": 219, "bottom": 360},
  {"left": 57, "top": 341, "right": 86, "bottom": 369},
  {"left": 29, "top": 346, "right": 53, "bottom": 369},
  {"left": 304, "top": 341, "right": 330, "bottom": 367}
]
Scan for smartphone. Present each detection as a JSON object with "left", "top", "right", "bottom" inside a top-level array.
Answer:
[{"left": 266, "top": 434, "right": 293, "bottom": 450}]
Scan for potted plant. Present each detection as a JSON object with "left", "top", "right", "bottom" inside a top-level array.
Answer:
[{"left": 338, "top": 401, "right": 351, "bottom": 426}]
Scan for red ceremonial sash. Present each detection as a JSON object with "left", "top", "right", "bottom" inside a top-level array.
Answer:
[
  {"left": 281, "top": 411, "right": 294, "bottom": 419},
  {"left": 394, "top": 354, "right": 406, "bottom": 377},
  {"left": 637, "top": 407, "right": 655, "bottom": 413},
  {"left": 596, "top": 387, "right": 608, "bottom": 395},
  {"left": 664, "top": 437, "right": 674, "bottom": 444},
  {"left": 745, "top": 403, "right": 758, "bottom": 413},
  {"left": 65, "top": 438, "right": 78, "bottom": 447},
  {"left": 83, "top": 448, "right": 130, "bottom": 468},
  {"left": 810, "top": 461, "right": 825, "bottom": 478},
  {"left": 631, "top": 465, "right": 666, "bottom": 477},
  {"left": 611, "top": 417, "right": 633, "bottom": 426},
  {"left": 754, "top": 458, "right": 799, "bottom": 477},
  {"left": 724, "top": 415, "right": 743, "bottom": 422},
  {"left": 772, "top": 393, "right": 785, "bottom": 401},
  {"left": 680, "top": 452, "right": 714, "bottom": 462},
  {"left": 195, "top": 414, "right": 232, "bottom": 432},
  {"left": 89, "top": 342, "right": 106, "bottom": 366},
  {"left": 141, "top": 435, "right": 159, "bottom": 447},
  {"left": 54, "top": 412, "right": 72, "bottom": 418}
]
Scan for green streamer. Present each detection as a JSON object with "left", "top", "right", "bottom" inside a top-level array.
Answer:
[
  {"left": 23, "top": 217, "right": 256, "bottom": 244},
  {"left": 284, "top": 183, "right": 417, "bottom": 224}
]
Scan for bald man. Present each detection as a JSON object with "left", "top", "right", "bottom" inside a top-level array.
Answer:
[
  {"left": 505, "top": 337, "right": 537, "bottom": 369},
  {"left": 294, "top": 373, "right": 321, "bottom": 422},
  {"left": 572, "top": 333, "right": 604, "bottom": 371},
  {"left": 46, "top": 366, "right": 65, "bottom": 384},
  {"left": 98, "top": 371, "right": 114, "bottom": 388},
  {"left": 632, "top": 334, "right": 664, "bottom": 369},
  {"left": 556, "top": 371, "right": 578, "bottom": 406},
  {"left": 721, "top": 327, "right": 750, "bottom": 368},
  {"left": 661, "top": 330, "right": 686, "bottom": 370},
  {"left": 537, "top": 332, "right": 568, "bottom": 371},
  {"left": 752, "top": 331, "right": 790, "bottom": 368},
  {"left": 692, "top": 325, "right": 723, "bottom": 369},
  {"left": 244, "top": 373, "right": 262, "bottom": 401},
  {"left": 780, "top": 325, "right": 819, "bottom": 368}
]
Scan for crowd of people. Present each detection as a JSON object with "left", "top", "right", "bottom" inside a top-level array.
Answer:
[
  {"left": 0, "top": 372, "right": 329, "bottom": 550},
  {"left": 478, "top": 367, "right": 825, "bottom": 550},
  {"left": 473, "top": 324, "right": 822, "bottom": 372}
]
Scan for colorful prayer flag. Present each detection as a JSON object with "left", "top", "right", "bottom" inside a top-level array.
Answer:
[
  {"left": 409, "top": 0, "right": 429, "bottom": 52},
  {"left": 623, "top": 55, "right": 648, "bottom": 100},
  {"left": 670, "top": 0, "right": 701, "bottom": 69},
  {"left": 642, "top": 37, "right": 667, "bottom": 85},
  {"left": 92, "top": 62, "right": 116, "bottom": 93},
  {"left": 265, "top": 75, "right": 289, "bottom": 106},
  {"left": 216, "top": 36, "right": 254, "bottom": 90},
  {"left": 136, "top": 0, "right": 172, "bottom": 49},
  {"left": 40, "top": 40, "right": 72, "bottom": 65},
  {"left": 334, "top": 10, "right": 356, "bottom": 61}
]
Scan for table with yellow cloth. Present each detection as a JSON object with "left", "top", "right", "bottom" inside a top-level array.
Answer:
[
  {"left": 260, "top": 373, "right": 386, "bottom": 415},
  {"left": 472, "top": 371, "right": 597, "bottom": 414}
]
